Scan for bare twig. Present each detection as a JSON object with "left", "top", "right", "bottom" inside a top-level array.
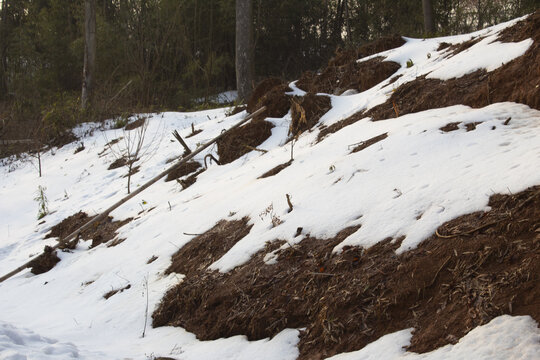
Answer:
[{"left": 286, "top": 194, "right": 293, "bottom": 213}]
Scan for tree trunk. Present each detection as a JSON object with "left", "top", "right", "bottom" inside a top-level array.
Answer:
[
  {"left": 0, "top": 0, "right": 9, "bottom": 99},
  {"left": 82, "top": 0, "right": 96, "bottom": 109},
  {"left": 235, "top": 0, "right": 254, "bottom": 102},
  {"left": 422, "top": 0, "right": 435, "bottom": 35}
]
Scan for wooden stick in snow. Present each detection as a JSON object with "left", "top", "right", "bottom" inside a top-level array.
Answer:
[{"left": 0, "top": 106, "right": 266, "bottom": 283}]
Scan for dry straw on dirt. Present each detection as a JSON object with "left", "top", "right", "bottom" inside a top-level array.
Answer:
[{"left": 153, "top": 186, "right": 539, "bottom": 359}]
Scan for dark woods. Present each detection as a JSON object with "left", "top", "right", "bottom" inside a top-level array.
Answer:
[{"left": 0, "top": 0, "right": 537, "bottom": 146}]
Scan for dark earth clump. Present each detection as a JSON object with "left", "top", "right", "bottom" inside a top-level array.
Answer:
[
  {"left": 165, "top": 161, "right": 201, "bottom": 182},
  {"left": 440, "top": 121, "right": 483, "bottom": 132},
  {"left": 246, "top": 78, "right": 292, "bottom": 118},
  {"left": 290, "top": 94, "right": 332, "bottom": 137},
  {"left": 153, "top": 186, "right": 539, "bottom": 360},
  {"left": 296, "top": 57, "right": 401, "bottom": 95},
  {"left": 29, "top": 246, "right": 61, "bottom": 275},
  {"left": 165, "top": 218, "right": 251, "bottom": 277},
  {"left": 216, "top": 119, "right": 274, "bottom": 164},
  {"left": 45, "top": 211, "right": 132, "bottom": 248}
]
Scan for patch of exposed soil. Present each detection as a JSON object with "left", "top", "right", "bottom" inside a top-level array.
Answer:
[
  {"left": 216, "top": 119, "right": 274, "bottom": 164},
  {"left": 356, "top": 35, "right": 406, "bottom": 60},
  {"left": 165, "top": 161, "right": 201, "bottom": 182},
  {"left": 165, "top": 218, "right": 252, "bottom": 277},
  {"left": 103, "top": 284, "right": 131, "bottom": 299},
  {"left": 498, "top": 10, "right": 540, "bottom": 43},
  {"left": 259, "top": 160, "right": 293, "bottom": 179},
  {"left": 246, "top": 78, "right": 292, "bottom": 118},
  {"left": 437, "top": 42, "right": 451, "bottom": 51},
  {"left": 153, "top": 186, "right": 539, "bottom": 359},
  {"left": 364, "top": 13, "right": 540, "bottom": 122},
  {"left": 290, "top": 94, "right": 332, "bottom": 137},
  {"left": 350, "top": 133, "right": 388, "bottom": 153},
  {"left": 317, "top": 13, "right": 540, "bottom": 137},
  {"left": 45, "top": 211, "right": 132, "bottom": 248},
  {"left": 440, "top": 121, "right": 483, "bottom": 132},
  {"left": 296, "top": 57, "right": 401, "bottom": 95},
  {"left": 440, "top": 122, "right": 461, "bottom": 132},
  {"left": 108, "top": 156, "right": 128, "bottom": 170},
  {"left": 124, "top": 117, "right": 146, "bottom": 130},
  {"left": 29, "top": 246, "right": 61, "bottom": 275}
]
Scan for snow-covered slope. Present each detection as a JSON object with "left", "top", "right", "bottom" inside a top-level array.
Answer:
[{"left": 0, "top": 15, "right": 539, "bottom": 360}]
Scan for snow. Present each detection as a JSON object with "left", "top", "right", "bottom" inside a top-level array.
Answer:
[
  {"left": 326, "top": 315, "right": 540, "bottom": 360},
  {"left": 0, "top": 14, "right": 539, "bottom": 360}
]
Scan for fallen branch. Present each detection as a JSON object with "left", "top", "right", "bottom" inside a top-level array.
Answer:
[{"left": 0, "top": 106, "right": 267, "bottom": 283}]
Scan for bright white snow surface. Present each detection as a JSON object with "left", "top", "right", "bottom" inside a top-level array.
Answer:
[{"left": 0, "top": 15, "right": 539, "bottom": 360}]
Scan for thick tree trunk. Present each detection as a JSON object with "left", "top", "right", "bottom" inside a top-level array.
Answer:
[
  {"left": 235, "top": 0, "right": 254, "bottom": 102},
  {"left": 422, "top": 0, "right": 435, "bottom": 35},
  {"left": 82, "top": 0, "right": 96, "bottom": 109}
]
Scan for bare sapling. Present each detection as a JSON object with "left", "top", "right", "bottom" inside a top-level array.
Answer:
[{"left": 106, "top": 116, "right": 164, "bottom": 194}]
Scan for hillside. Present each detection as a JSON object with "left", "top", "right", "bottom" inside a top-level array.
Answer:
[{"left": 0, "top": 12, "right": 539, "bottom": 360}]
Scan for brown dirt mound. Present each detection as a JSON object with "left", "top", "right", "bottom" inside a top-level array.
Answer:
[
  {"left": 165, "top": 161, "right": 201, "bottom": 182},
  {"left": 318, "top": 13, "right": 540, "bottom": 137},
  {"left": 45, "top": 211, "right": 132, "bottom": 248},
  {"left": 246, "top": 78, "right": 292, "bottom": 118},
  {"left": 259, "top": 160, "right": 293, "bottom": 179},
  {"left": 498, "top": 10, "right": 540, "bottom": 43},
  {"left": 165, "top": 218, "right": 252, "bottom": 277},
  {"left": 216, "top": 119, "right": 274, "bottom": 164},
  {"left": 296, "top": 57, "right": 401, "bottom": 95},
  {"left": 364, "top": 13, "right": 540, "bottom": 122},
  {"left": 29, "top": 246, "right": 61, "bottom": 275},
  {"left": 290, "top": 94, "right": 332, "bottom": 137},
  {"left": 152, "top": 186, "right": 539, "bottom": 359},
  {"left": 356, "top": 35, "right": 406, "bottom": 60}
]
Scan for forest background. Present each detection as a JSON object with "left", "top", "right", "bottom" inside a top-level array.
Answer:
[{"left": 0, "top": 0, "right": 538, "bottom": 146}]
